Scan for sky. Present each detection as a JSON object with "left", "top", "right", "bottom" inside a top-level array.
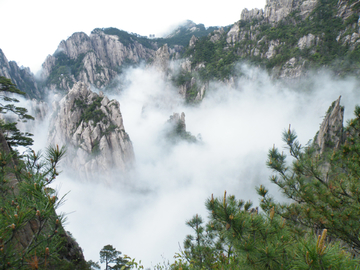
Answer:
[{"left": 0, "top": 0, "right": 266, "bottom": 74}]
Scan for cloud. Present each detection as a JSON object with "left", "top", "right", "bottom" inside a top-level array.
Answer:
[{"left": 44, "top": 64, "right": 360, "bottom": 268}]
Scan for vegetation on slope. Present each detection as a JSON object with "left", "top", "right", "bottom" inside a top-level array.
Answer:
[
  {"left": 0, "top": 77, "right": 89, "bottom": 269},
  {"left": 185, "top": 0, "right": 360, "bottom": 83}
]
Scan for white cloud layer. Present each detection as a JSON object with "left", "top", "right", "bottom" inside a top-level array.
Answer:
[{"left": 41, "top": 64, "right": 360, "bottom": 268}]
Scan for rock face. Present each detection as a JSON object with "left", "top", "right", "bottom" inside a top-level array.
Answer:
[
  {"left": 48, "top": 82, "right": 135, "bottom": 181},
  {"left": 314, "top": 96, "right": 344, "bottom": 155},
  {"left": 0, "top": 49, "right": 42, "bottom": 99},
  {"left": 42, "top": 30, "right": 157, "bottom": 90},
  {"left": 153, "top": 44, "right": 170, "bottom": 74},
  {"left": 241, "top": 8, "right": 264, "bottom": 21},
  {"left": 264, "top": 0, "right": 298, "bottom": 23},
  {"left": 0, "top": 130, "right": 86, "bottom": 267},
  {"left": 241, "top": 0, "right": 313, "bottom": 23}
]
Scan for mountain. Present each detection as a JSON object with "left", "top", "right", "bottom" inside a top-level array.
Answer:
[
  {"left": 0, "top": 49, "right": 43, "bottom": 99},
  {"left": 1, "top": 1, "right": 359, "bottom": 100},
  {"left": 41, "top": 29, "right": 156, "bottom": 91},
  {"left": 48, "top": 82, "right": 135, "bottom": 181},
  {"left": 40, "top": 22, "right": 214, "bottom": 92},
  {"left": 183, "top": 0, "right": 360, "bottom": 83}
]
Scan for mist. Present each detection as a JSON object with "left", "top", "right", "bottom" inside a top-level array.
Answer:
[{"left": 31, "top": 63, "right": 360, "bottom": 268}]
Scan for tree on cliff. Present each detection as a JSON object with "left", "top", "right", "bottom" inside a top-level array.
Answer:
[
  {"left": 0, "top": 76, "right": 34, "bottom": 148},
  {"left": 0, "top": 77, "right": 89, "bottom": 269},
  {"left": 100, "top": 244, "right": 130, "bottom": 270},
  {"left": 263, "top": 105, "right": 360, "bottom": 253}
]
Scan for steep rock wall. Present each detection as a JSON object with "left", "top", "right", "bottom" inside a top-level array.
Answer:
[
  {"left": 0, "top": 49, "right": 43, "bottom": 99},
  {"left": 48, "top": 82, "right": 135, "bottom": 181},
  {"left": 42, "top": 31, "right": 156, "bottom": 90}
]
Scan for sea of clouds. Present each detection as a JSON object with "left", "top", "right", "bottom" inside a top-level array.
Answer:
[{"left": 24, "top": 63, "right": 360, "bottom": 268}]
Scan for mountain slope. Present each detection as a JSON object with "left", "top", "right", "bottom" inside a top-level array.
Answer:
[
  {"left": 0, "top": 49, "right": 43, "bottom": 99},
  {"left": 185, "top": 0, "right": 360, "bottom": 82}
]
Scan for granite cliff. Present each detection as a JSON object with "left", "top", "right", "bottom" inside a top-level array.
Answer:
[
  {"left": 48, "top": 82, "right": 135, "bottom": 181},
  {"left": 175, "top": 0, "right": 360, "bottom": 102},
  {"left": 0, "top": 49, "right": 43, "bottom": 99},
  {"left": 42, "top": 29, "right": 157, "bottom": 91}
]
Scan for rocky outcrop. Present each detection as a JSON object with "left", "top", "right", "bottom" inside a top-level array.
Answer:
[
  {"left": 241, "top": 8, "right": 264, "bottom": 21},
  {"left": 314, "top": 96, "right": 344, "bottom": 155},
  {"left": 153, "top": 44, "right": 170, "bottom": 74},
  {"left": 300, "top": 0, "right": 318, "bottom": 18},
  {"left": 0, "top": 49, "right": 42, "bottom": 99},
  {"left": 241, "top": 0, "right": 316, "bottom": 23},
  {"left": 165, "top": 112, "right": 197, "bottom": 143},
  {"left": 48, "top": 82, "right": 135, "bottom": 181},
  {"left": 298, "top": 34, "right": 318, "bottom": 50},
  {"left": 264, "top": 0, "right": 296, "bottom": 23},
  {"left": 42, "top": 30, "right": 157, "bottom": 90},
  {"left": 168, "top": 112, "right": 186, "bottom": 131},
  {"left": 189, "top": 35, "right": 198, "bottom": 49},
  {"left": 209, "top": 28, "right": 225, "bottom": 43}
]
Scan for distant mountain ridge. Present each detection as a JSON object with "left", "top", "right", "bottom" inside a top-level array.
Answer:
[
  {"left": 0, "top": 49, "right": 43, "bottom": 99},
  {"left": 2, "top": 0, "right": 359, "bottom": 99},
  {"left": 0, "top": 0, "right": 359, "bottom": 100}
]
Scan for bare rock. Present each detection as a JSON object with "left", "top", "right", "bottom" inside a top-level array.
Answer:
[
  {"left": 298, "top": 33, "right": 317, "bottom": 49},
  {"left": 48, "top": 82, "right": 135, "bottom": 181},
  {"left": 314, "top": 96, "right": 344, "bottom": 155},
  {"left": 189, "top": 35, "right": 198, "bottom": 48},
  {"left": 153, "top": 44, "right": 170, "bottom": 74},
  {"left": 241, "top": 8, "right": 264, "bottom": 21}
]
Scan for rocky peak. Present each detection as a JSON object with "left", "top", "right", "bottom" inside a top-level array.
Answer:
[
  {"left": 241, "top": 8, "right": 264, "bottom": 21},
  {"left": 57, "top": 32, "right": 92, "bottom": 59},
  {"left": 165, "top": 112, "right": 198, "bottom": 143},
  {"left": 209, "top": 28, "right": 225, "bottom": 43},
  {"left": 41, "top": 30, "right": 156, "bottom": 90},
  {"left": 241, "top": 0, "right": 317, "bottom": 23},
  {"left": 153, "top": 44, "right": 170, "bottom": 73},
  {"left": 168, "top": 112, "right": 186, "bottom": 131},
  {"left": 264, "top": 0, "right": 299, "bottom": 23},
  {"left": 0, "top": 49, "right": 42, "bottom": 99},
  {"left": 48, "top": 82, "right": 135, "bottom": 181},
  {"left": 314, "top": 96, "right": 344, "bottom": 155},
  {"left": 189, "top": 35, "right": 198, "bottom": 49}
]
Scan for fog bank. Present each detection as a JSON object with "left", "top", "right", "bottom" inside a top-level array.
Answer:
[{"left": 46, "top": 65, "right": 360, "bottom": 268}]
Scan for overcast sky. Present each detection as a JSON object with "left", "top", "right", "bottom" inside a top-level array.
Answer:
[{"left": 1, "top": 0, "right": 266, "bottom": 73}]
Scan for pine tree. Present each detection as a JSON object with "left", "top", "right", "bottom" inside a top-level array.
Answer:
[
  {"left": 0, "top": 76, "right": 34, "bottom": 149},
  {"left": 263, "top": 106, "right": 360, "bottom": 255},
  {"left": 173, "top": 104, "right": 360, "bottom": 269}
]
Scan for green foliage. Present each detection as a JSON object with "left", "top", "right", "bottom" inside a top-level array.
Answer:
[
  {"left": 184, "top": 0, "right": 360, "bottom": 78},
  {"left": 0, "top": 77, "right": 34, "bottom": 149},
  {"left": 165, "top": 119, "right": 198, "bottom": 144},
  {"left": 96, "top": 28, "right": 155, "bottom": 49},
  {"left": 186, "top": 37, "right": 238, "bottom": 81},
  {"left": 172, "top": 71, "right": 193, "bottom": 87},
  {"left": 0, "top": 144, "right": 84, "bottom": 269},
  {"left": 174, "top": 193, "right": 359, "bottom": 269},
  {"left": 173, "top": 104, "right": 360, "bottom": 269},
  {"left": 46, "top": 51, "right": 86, "bottom": 89},
  {"left": 74, "top": 96, "right": 106, "bottom": 126},
  {"left": 99, "top": 244, "right": 133, "bottom": 270},
  {"left": 263, "top": 106, "right": 360, "bottom": 253}
]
